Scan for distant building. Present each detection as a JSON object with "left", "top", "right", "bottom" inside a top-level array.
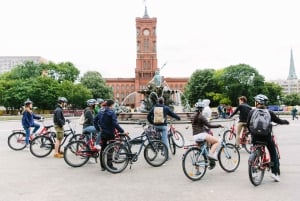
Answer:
[
  {"left": 269, "top": 49, "right": 299, "bottom": 94},
  {"left": 104, "top": 7, "right": 189, "bottom": 107},
  {"left": 0, "top": 56, "right": 48, "bottom": 74}
]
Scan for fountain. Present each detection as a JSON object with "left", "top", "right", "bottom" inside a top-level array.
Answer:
[{"left": 116, "top": 70, "right": 193, "bottom": 122}]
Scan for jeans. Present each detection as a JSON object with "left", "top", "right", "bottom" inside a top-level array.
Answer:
[
  {"left": 95, "top": 131, "right": 102, "bottom": 145},
  {"left": 154, "top": 125, "right": 168, "bottom": 149},
  {"left": 82, "top": 126, "right": 96, "bottom": 141},
  {"left": 24, "top": 123, "right": 40, "bottom": 145}
]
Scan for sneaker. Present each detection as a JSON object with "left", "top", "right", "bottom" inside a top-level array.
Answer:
[
  {"left": 271, "top": 173, "right": 280, "bottom": 182},
  {"left": 54, "top": 153, "right": 64, "bottom": 158},
  {"left": 94, "top": 145, "right": 101, "bottom": 150},
  {"left": 25, "top": 145, "right": 30, "bottom": 151},
  {"left": 208, "top": 153, "right": 218, "bottom": 161},
  {"left": 195, "top": 168, "right": 201, "bottom": 176}
]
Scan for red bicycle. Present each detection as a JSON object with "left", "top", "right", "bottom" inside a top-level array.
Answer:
[
  {"left": 248, "top": 133, "right": 281, "bottom": 186},
  {"left": 7, "top": 120, "right": 54, "bottom": 151},
  {"left": 223, "top": 118, "right": 252, "bottom": 153}
]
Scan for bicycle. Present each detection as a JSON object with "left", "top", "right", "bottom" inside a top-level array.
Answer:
[
  {"left": 182, "top": 130, "right": 240, "bottom": 181},
  {"left": 101, "top": 125, "right": 169, "bottom": 174},
  {"left": 223, "top": 118, "right": 252, "bottom": 153},
  {"left": 248, "top": 125, "right": 281, "bottom": 186},
  {"left": 146, "top": 120, "right": 185, "bottom": 155},
  {"left": 7, "top": 119, "right": 54, "bottom": 151},
  {"left": 63, "top": 129, "right": 128, "bottom": 168},
  {"left": 29, "top": 119, "right": 81, "bottom": 158}
]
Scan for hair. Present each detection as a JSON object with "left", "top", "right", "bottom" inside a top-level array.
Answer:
[
  {"left": 192, "top": 111, "right": 201, "bottom": 124},
  {"left": 106, "top": 99, "right": 114, "bottom": 107},
  {"left": 158, "top": 97, "right": 164, "bottom": 104},
  {"left": 239, "top": 96, "right": 247, "bottom": 103}
]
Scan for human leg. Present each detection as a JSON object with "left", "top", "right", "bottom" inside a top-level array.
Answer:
[
  {"left": 267, "top": 138, "right": 280, "bottom": 181},
  {"left": 23, "top": 127, "right": 31, "bottom": 146},
  {"left": 236, "top": 122, "right": 244, "bottom": 146},
  {"left": 54, "top": 125, "right": 64, "bottom": 158},
  {"left": 32, "top": 122, "right": 40, "bottom": 134}
]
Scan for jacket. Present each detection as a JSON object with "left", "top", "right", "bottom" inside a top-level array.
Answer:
[
  {"left": 229, "top": 103, "right": 252, "bottom": 122},
  {"left": 95, "top": 108, "right": 124, "bottom": 136},
  {"left": 192, "top": 112, "right": 221, "bottom": 135},
  {"left": 22, "top": 109, "right": 41, "bottom": 128},
  {"left": 53, "top": 105, "right": 65, "bottom": 127},
  {"left": 147, "top": 103, "right": 181, "bottom": 126}
]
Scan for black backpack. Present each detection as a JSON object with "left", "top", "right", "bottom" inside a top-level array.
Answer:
[{"left": 249, "top": 109, "right": 271, "bottom": 136}]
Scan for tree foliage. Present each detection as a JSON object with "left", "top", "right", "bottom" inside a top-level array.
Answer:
[
  {"left": 80, "top": 71, "right": 113, "bottom": 99},
  {"left": 282, "top": 93, "right": 300, "bottom": 106}
]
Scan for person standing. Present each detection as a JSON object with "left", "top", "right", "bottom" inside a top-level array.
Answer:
[
  {"left": 247, "top": 94, "right": 289, "bottom": 182},
  {"left": 94, "top": 99, "right": 128, "bottom": 170},
  {"left": 94, "top": 100, "right": 107, "bottom": 150},
  {"left": 82, "top": 99, "right": 97, "bottom": 135},
  {"left": 53, "top": 97, "right": 68, "bottom": 158},
  {"left": 147, "top": 97, "right": 181, "bottom": 158},
  {"left": 228, "top": 96, "right": 252, "bottom": 148},
  {"left": 21, "top": 99, "right": 43, "bottom": 149},
  {"left": 291, "top": 107, "right": 298, "bottom": 120}
]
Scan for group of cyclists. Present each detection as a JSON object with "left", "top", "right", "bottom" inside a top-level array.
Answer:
[{"left": 20, "top": 93, "right": 290, "bottom": 183}]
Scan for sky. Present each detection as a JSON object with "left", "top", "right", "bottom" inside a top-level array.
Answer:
[{"left": 1, "top": 0, "right": 299, "bottom": 80}]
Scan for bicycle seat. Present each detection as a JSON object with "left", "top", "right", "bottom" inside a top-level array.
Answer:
[
  {"left": 195, "top": 140, "right": 206, "bottom": 145},
  {"left": 45, "top": 125, "right": 54, "bottom": 129}
]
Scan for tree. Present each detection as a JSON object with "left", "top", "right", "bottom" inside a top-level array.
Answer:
[
  {"left": 216, "top": 64, "right": 265, "bottom": 106},
  {"left": 282, "top": 93, "right": 300, "bottom": 106},
  {"left": 262, "top": 82, "right": 283, "bottom": 105},
  {"left": 184, "top": 69, "right": 220, "bottom": 107},
  {"left": 80, "top": 71, "right": 113, "bottom": 99}
]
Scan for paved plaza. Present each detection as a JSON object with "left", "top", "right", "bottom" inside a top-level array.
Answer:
[{"left": 0, "top": 116, "right": 299, "bottom": 201}]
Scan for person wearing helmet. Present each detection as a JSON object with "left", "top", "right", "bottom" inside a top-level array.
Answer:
[
  {"left": 228, "top": 96, "right": 252, "bottom": 149},
  {"left": 21, "top": 99, "right": 43, "bottom": 149},
  {"left": 147, "top": 97, "right": 181, "bottom": 160},
  {"left": 94, "top": 98, "right": 104, "bottom": 114},
  {"left": 247, "top": 94, "right": 289, "bottom": 182},
  {"left": 202, "top": 99, "right": 212, "bottom": 121},
  {"left": 82, "top": 99, "right": 97, "bottom": 136},
  {"left": 53, "top": 97, "right": 68, "bottom": 158},
  {"left": 192, "top": 101, "right": 223, "bottom": 161},
  {"left": 93, "top": 99, "right": 107, "bottom": 150}
]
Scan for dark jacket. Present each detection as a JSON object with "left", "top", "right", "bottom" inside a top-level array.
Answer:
[
  {"left": 247, "top": 107, "right": 289, "bottom": 140},
  {"left": 192, "top": 112, "right": 221, "bottom": 135},
  {"left": 94, "top": 108, "right": 124, "bottom": 137},
  {"left": 229, "top": 103, "right": 252, "bottom": 122},
  {"left": 53, "top": 105, "right": 65, "bottom": 127},
  {"left": 22, "top": 109, "right": 41, "bottom": 128},
  {"left": 147, "top": 103, "right": 181, "bottom": 126},
  {"left": 83, "top": 108, "right": 94, "bottom": 129}
]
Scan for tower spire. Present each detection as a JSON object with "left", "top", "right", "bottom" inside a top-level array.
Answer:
[
  {"left": 143, "top": 6, "right": 149, "bottom": 18},
  {"left": 287, "top": 49, "right": 297, "bottom": 80}
]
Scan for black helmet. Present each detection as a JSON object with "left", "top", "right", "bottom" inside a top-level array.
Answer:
[
  {"left": 254, "top": 94, "right": 268, "bottom": 105},
  {"left": 87, "top": 99, "right": 97, "bottom": 106},
  {"left": 57, "top": 97, "right": 68, "bottom": 103},
  {"left": 24, "top": 98, "right": 32, "bottom": 105}
]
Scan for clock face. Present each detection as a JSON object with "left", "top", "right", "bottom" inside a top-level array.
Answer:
[{"left": 143, "top": 29, "right": 150, "bottom": 36}]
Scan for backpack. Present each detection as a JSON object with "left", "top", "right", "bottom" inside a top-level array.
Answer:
[
  {"left": 153, "top": 107, "right": 165, "bottom": 124},
  {"left": 249, "top": 109, "right": 271, "bottom": 136}
]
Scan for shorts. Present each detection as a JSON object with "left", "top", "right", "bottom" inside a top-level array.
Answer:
[
  {"left": 193, "top": 132, "right": 208, "bottom": 142},
  {"left": 54, "top": 125, "right": 64, "bottom": 140}
]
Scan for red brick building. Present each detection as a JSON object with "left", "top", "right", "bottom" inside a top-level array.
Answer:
[{"left": 105, "top": 7, "right": 188, "bottom": 108}]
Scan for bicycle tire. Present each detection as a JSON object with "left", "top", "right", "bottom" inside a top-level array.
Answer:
[
  {"left": 248, "top": 151, "right": 265, "bottom": 186},
  {"left": 168, "top": 134, "right": 176, "bottom": 155},
  {"left": 144, "top": 140, "right": 168, "bottom": 167},
  {"left": 243, "top": 132, "right": 252, "bottom": 154},
  {"left": 102, "top": 142, "right": 129, "bottom": 173},
  {"left": 64, "top": 140, "right": 90, "bottom": 167},
  {"left": 182, "top": 147, "right": 207, "bottom": 181},
  {"left": 171, "top": 130, "right": 185, "bottom": 148},
  {"left": 218, "top": 143, "right": 240, "bottom": 172},
  {"left": 223, "top": 130, "right": 236, "bottom": 145},
  {"left": 30, "top": 135, "right": 54, "bottom": 158},
  {"left": 7, "top": 131, "right": 26, "bottom": 151}
]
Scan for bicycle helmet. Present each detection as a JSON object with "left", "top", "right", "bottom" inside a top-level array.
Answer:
[
  {"left": 195, "top": 101, "right": 205, "bottom": 110},
  {"left": 254, "top": 94, "right": 268, "bottom": 105},
  {"left": 24, "top": 98, "right": 32, "bottom": 105},
  {"left": 57, "top": 97, "right": 68, "bottom": 103},
  {"left": 96, "top": 98, "right": 104, "bottom": 104},
  {"left": 87, "top": 99, "right": 97, "bottom": 106}
]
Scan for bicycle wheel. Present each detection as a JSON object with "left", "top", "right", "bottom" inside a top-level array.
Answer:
[
  {"left": 182, "top": 147, "right": 207, "bottom": 181},
  {"left": 218, "top": 143, "right": 240, "bottom": 172},
  {"left": 144, "top": 140, "right": 168, "bottom": 167},
  {"left": 64, "top": 140, "right": 90, "bottom": 167},
  {"left": 102, "top": 142, "right": 129, "bottom": 173},
  {"left": 248, "top": 151, "right": 265, "bottom": 186},
  {"left": 8, "top": 132, "right": 26, "bottom": 150},
  {"left": 223, "top": 130, "right": 236, "bottom": 145},
  {"left": 30, "top": 136, "right": 54, "bottom": 158},
  {"left": 242, "top": 132, "right": 252, "bottom": 154},
  {"left": 171, "top": 130, "right": 185, "bottom": 148},
  {"left": 168, "top": 134, "right": 176, "bottom": 155}
]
